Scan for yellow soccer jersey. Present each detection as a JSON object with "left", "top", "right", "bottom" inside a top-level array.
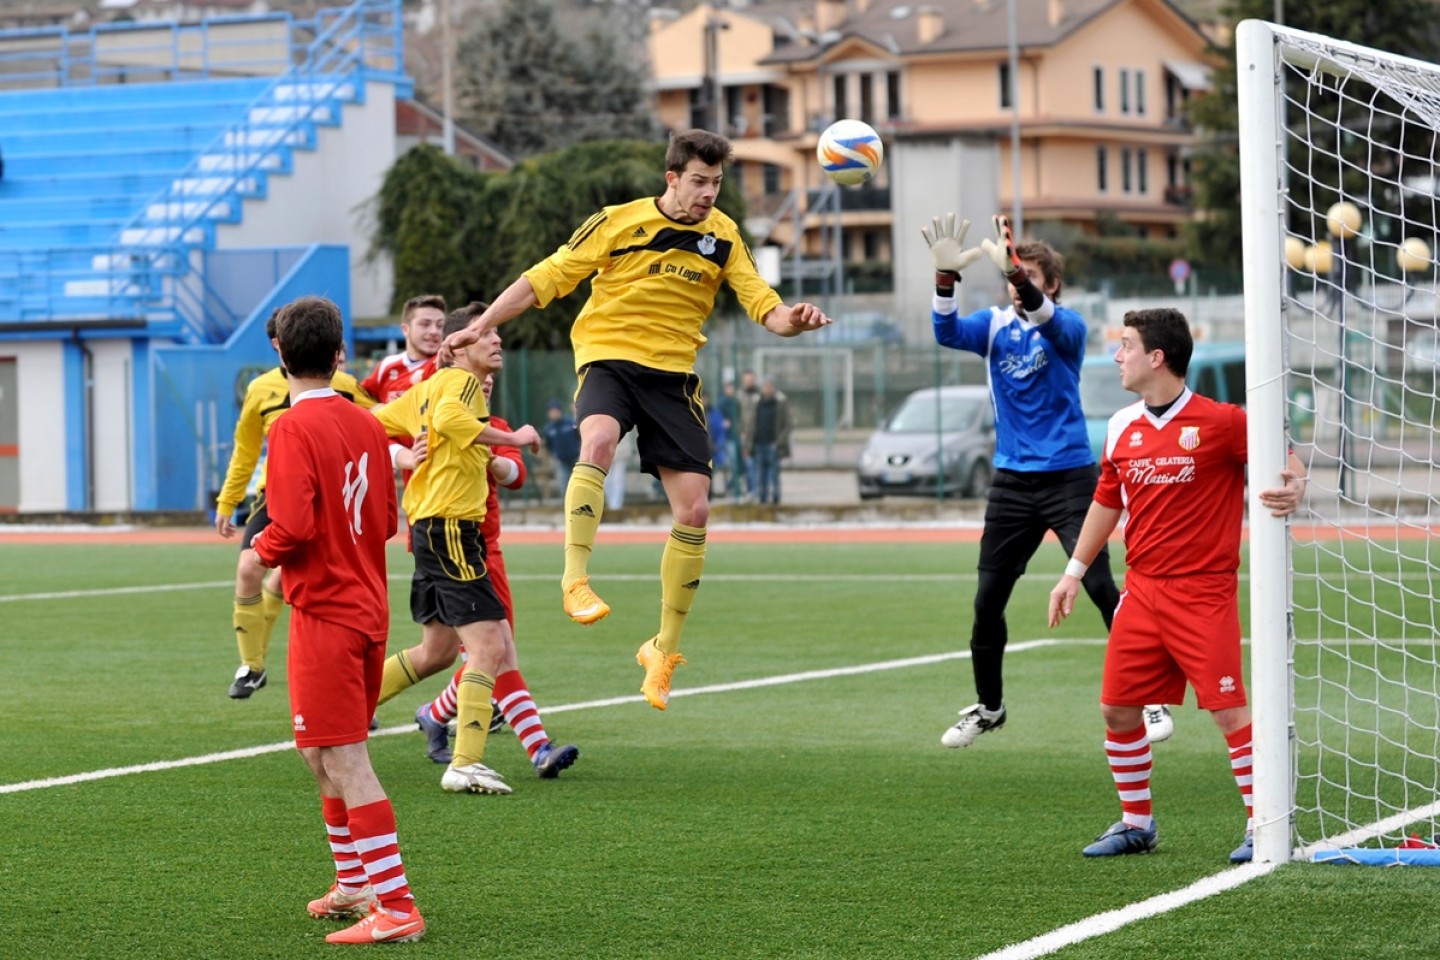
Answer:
[
  {"left": 373, "top": 367, "right": 493, "bottom": 523},
  {"left": 215, "top": 367, "right": 376, "bottom": 515},
  {"left": 523, "top": 196, "right": 783, "bottom": 374}
]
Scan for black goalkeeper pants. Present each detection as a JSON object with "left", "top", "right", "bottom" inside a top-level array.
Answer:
[{"left": 968, "top": 465, "right": 1121, "bottom": 711}]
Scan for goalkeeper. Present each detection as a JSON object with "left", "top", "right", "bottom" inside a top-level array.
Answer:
[{"left": 922, "top": 214, "right": 1158, "bottom": 748}]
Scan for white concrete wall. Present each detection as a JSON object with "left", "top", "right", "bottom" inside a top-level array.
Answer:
[
  {"left": 215, "top": 81, "right": 397, "bottom": 321},
  {"left": 890, "top": 137, "right": 1004, "bottom": 337},
  {"left": 89, "top": 339, "right": 135, "bottom": 512},
  {"left": 6, "top": 341, "right": 67, "bottom": 513}
]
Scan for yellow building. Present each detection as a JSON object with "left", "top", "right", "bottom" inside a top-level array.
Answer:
[{"left": 648, "top": 0, "right": 1212, "bottom": 312}]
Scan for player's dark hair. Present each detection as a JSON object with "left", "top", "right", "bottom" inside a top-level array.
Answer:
[
  {"left": 445, "top": 300, "right": 490, "bottom": 338},
  {"left": 666, "top": 129, "right": 733, "bottom": 173},
  {"left": 1124, "top": 308, "right": 1193, "bottom": 378},
  {"left": 276, "top": 296, "right": 344, "bottom": 379},
  {"left": 1016, "top": 240, "right": 1065, "bottom": 302},
  {"left": 264, "top": 307, "right": 282, "bottom": 341},
  {"left": 402, "top": 294, "right": 447, "bottom": 325}
]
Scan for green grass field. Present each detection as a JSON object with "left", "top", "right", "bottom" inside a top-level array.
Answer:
[{"left": 4, "top": 533, "right": 1440, "bottom": 959}]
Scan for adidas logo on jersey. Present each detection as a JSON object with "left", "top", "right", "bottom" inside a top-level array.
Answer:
[{"left": 632, "top": 226, "right": 648, "bottom": 237}]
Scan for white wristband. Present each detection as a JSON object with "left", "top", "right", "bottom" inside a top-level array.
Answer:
[{"left": 1064, "top": 558, "right": 1089, "bottom": 579}]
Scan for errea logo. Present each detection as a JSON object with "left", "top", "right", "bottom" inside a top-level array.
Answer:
[
  {"left": 293, "top": 713, "right": 307, "bottom": 731},
  {"left": 1219, "top": 675, "right": 1236, "bottom": 695}
]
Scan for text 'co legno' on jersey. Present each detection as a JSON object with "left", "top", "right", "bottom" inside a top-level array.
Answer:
[
  {"left": 523, "top": 197, "right": 783, "bottom": 374},
  {"left": 373, "top": 367, "right": 493, "bottom": 524}
]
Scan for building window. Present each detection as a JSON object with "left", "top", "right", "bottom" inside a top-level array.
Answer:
[
  {"left": 1093, "top": 66, "right": 1104, "bottom": 112},
  {"left": 762, "top": 84, "right": 789, "bottom": 136},
  {"left": 999, "top": 62, "right": 1012, "bottom": 110},
  {"left": 1135, "top": 69, "right": 1146, "bottom": 116},
  {"left": 1119, "top": 68, "right": 1130, "bottom": 115},
  {"left": 886, "top": 70, "right": 901, "bottom": 119},
  {"left": 762, "top": 162, "right": 782, "bottom": 196},
  {"left": 688, "top": 88, "right": 706, "bottom": 130},
  {"left": 1097, "top": 146, "right": 1108, "bottom": 192},
  {"left": 726, "top": 86, "right": 745, "bottom": 136},
  {"left": 1121, "top": 147, "right": 1132, "bottom": 193},
  {"left": 1137, "top": 149, "right": 1148, "bottom": 194},
  {"left": 864, "top": 229, "right": 881, "bottom": 260},
  {"left": 832, "top": 73, "right": 848, "bottom": 122},
  {"left": 859, "top": 73, "right": 875, "bottom": 125}
]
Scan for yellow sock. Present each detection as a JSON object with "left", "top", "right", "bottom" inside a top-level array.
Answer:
[
  {"left": 451, "top": 667, "right": 496, "bottom": 767},
  {"left": 259, "top": 584, "right": 285, "bottom": 662},
  {"left": 656, "top": 523, "right": 706, "bottom": 655},
  {"left": 563, "top": 461, "right": 607, "bottom": 588},
  {"left": 376, "top": 650, "right": 420, "bottom": 707},
  {"left": 233, "top": 594, "right": 266, "bottom": 671}
]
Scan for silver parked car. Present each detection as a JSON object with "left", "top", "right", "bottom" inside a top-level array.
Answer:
[{"left": 857, "top": 385, "right": 995, "bottom": 500}]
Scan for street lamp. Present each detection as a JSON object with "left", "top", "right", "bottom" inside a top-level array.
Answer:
[{"left": 703, "top": 16, "right": 730, "bottom": 133}]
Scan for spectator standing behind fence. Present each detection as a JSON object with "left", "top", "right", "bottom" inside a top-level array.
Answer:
[
  {"left": 542, "top": 399, "right": 581, "bottom": 501},
  {"left": 736, "top": 369, "right": 761, "bottom": 500},
  {"left": 746, "top": 376, "right": 792, "bottom": 505},
  {"left": 706, "top": 400, "right": 729, "bottom": 497}
]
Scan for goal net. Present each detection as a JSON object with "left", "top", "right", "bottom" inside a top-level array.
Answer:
[{"left": 1238, "top": 21, "right": 1440, "bottom": 865}]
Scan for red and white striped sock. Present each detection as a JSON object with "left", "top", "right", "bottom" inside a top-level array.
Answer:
[
  {"left": 428, "top": 666, "right": 462, "bottom": 724},
  {"left": 1226, "top": 723, "right": 1255, "bottom": 832},
  {"left": 346, "top": 798, "right": 415, "bottom": 917},
  {"left": 494, "top": 669, "right": 548, "bottom": 760},
  {"left": 1106, "top": 725, "right": 1154, "bottom": 830},
  {"left": 320, "top": 794, "right": 367, "bottom": 894}
]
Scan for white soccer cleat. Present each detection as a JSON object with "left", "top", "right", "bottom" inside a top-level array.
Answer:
[
  {"left": 1143, "top": 704, "right": 1174, "bottom": 743},
  {"left": 940, "top": 703, "right": 1006, "bottom": 748},
  {"left": 440, "top": 761, "right": 512, "bottom": 795}
]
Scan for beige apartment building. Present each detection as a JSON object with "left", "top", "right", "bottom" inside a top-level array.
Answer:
[{"left": 648, "top": 0, "right": 1211, "bottom": 312}]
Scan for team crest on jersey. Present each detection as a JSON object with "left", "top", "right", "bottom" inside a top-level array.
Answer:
[
  {"left": 1178, "top": 426, "right": 1201, "bottom": 451},
  {"left": 698, "top": 234, "right": 717, "bottom": 256}
]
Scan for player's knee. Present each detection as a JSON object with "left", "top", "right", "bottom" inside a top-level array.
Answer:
[{"left": 1100, "top": 702, "right": 1144, "bottom": 732}]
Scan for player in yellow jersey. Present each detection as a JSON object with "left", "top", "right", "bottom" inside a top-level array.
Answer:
[
  {"left": 444, "top": 129, "right": 833, "bottom": 711},
  {"left": 374, "top": 315, "right": 543, "bottom": 794},
  {"left": 214, "top": 308, "right": 376, "bottom": 699}
]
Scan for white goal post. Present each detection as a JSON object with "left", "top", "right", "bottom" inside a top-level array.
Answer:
[{"left": 1239, "top": 20, "right": 1440, "bottom": 866}]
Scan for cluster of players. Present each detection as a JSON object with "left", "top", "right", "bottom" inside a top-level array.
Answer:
[{"left": 210, "top": 129, "right": 1309, "bottom": 945}]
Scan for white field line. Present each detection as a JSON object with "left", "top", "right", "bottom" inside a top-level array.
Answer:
[
  {"left": 0, "top": 572, "right": 977, "bottom": 603},
  {"left": 972, "top": 862, "right": 1281, "bottom": 960},
  {"left": 0, "top": 571, "right": 1300, "bottom": 604},
  {"left": 0, "top": 641, "right": 1059, "bottom": 796}
]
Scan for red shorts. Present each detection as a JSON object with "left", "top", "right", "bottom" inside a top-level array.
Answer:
[
  {"left": 490, "top": 549, "right": 514, "bottom": 629},
  {"left": 287, "top": 606, "right": 386, "bottom": 748},
  {"left": 1101, "top": 570, "right": 1247, "bottom": 711}
]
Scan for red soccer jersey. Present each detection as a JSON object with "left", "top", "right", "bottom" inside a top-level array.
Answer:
[
  {"left": 251, "top": 390, "right": 398, "bottom": 635},
  {"left": 1095, "top": 390, "right": 1247, "bottom": 577},
  {"left": 482, "top": 414, "right": 526, "bottom": 548},
  {"left": 361, "top": 351, "right": 438, "bottom": 404}
]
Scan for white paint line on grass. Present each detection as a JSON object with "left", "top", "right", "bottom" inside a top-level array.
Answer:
[
  {"left": 0, "top": 641, "right": 1060, "bottom": 796},
  {"left": 972, "top": 861, "right": 1281, "bottom": 960},
  {"left": 0, "top": 572, "right": 978, "bottom": 603}
]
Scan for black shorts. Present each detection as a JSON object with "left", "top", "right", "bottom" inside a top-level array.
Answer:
[
  {"left": 409, "top": 517, "right": 507, "bottom": 627},
  {"left": 240, "top": 494, "right": 271, "bottom": 550},
  {"left": 978, "top": 465, "right": 1110, "bottom": 575},
  {"left": 575, "top": 359, "right": 711, "bottom": 479}
]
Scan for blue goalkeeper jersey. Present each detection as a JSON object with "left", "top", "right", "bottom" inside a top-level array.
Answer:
[{"left": 931, "top": 294, "right": 1094, "bottom": 473}]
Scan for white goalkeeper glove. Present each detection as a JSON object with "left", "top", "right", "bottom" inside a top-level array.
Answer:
[
  {"left": 921, "top": 213, "right": 985, "bottom": 295},
  {"left": 979, "top": 214, "right": 1031, "bottom": 285}
]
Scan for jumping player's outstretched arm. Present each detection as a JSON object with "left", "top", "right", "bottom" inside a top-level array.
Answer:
[
  {"left": 761, "top": 301, "right": 832, "bottom": 337},
  {"left": 441, "top": 276, "right": 538, "bottom": 361}
]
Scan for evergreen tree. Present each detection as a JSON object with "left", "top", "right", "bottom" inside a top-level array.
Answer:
[
  {"left": 453, "top": 0, "right": 657, "bottom": 160},
  {"left": 1186, "top": 0, "right": 1440, "bottom": 267},
  {"left": 373, "top": 139, "right": 751, "bottom": 349}
]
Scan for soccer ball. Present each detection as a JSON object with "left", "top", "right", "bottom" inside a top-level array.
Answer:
[{"left": 816, "top": 119, "right": 884, "bottom": 186}]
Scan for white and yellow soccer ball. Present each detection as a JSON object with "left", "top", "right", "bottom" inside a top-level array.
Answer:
[{"left": 816, "top": 119, "right": 884, "bottom": 186}]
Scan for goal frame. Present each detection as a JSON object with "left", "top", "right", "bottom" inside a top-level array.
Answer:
[{"left": 1237, "top": 19, "right": 1440, "bottom": 865}]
